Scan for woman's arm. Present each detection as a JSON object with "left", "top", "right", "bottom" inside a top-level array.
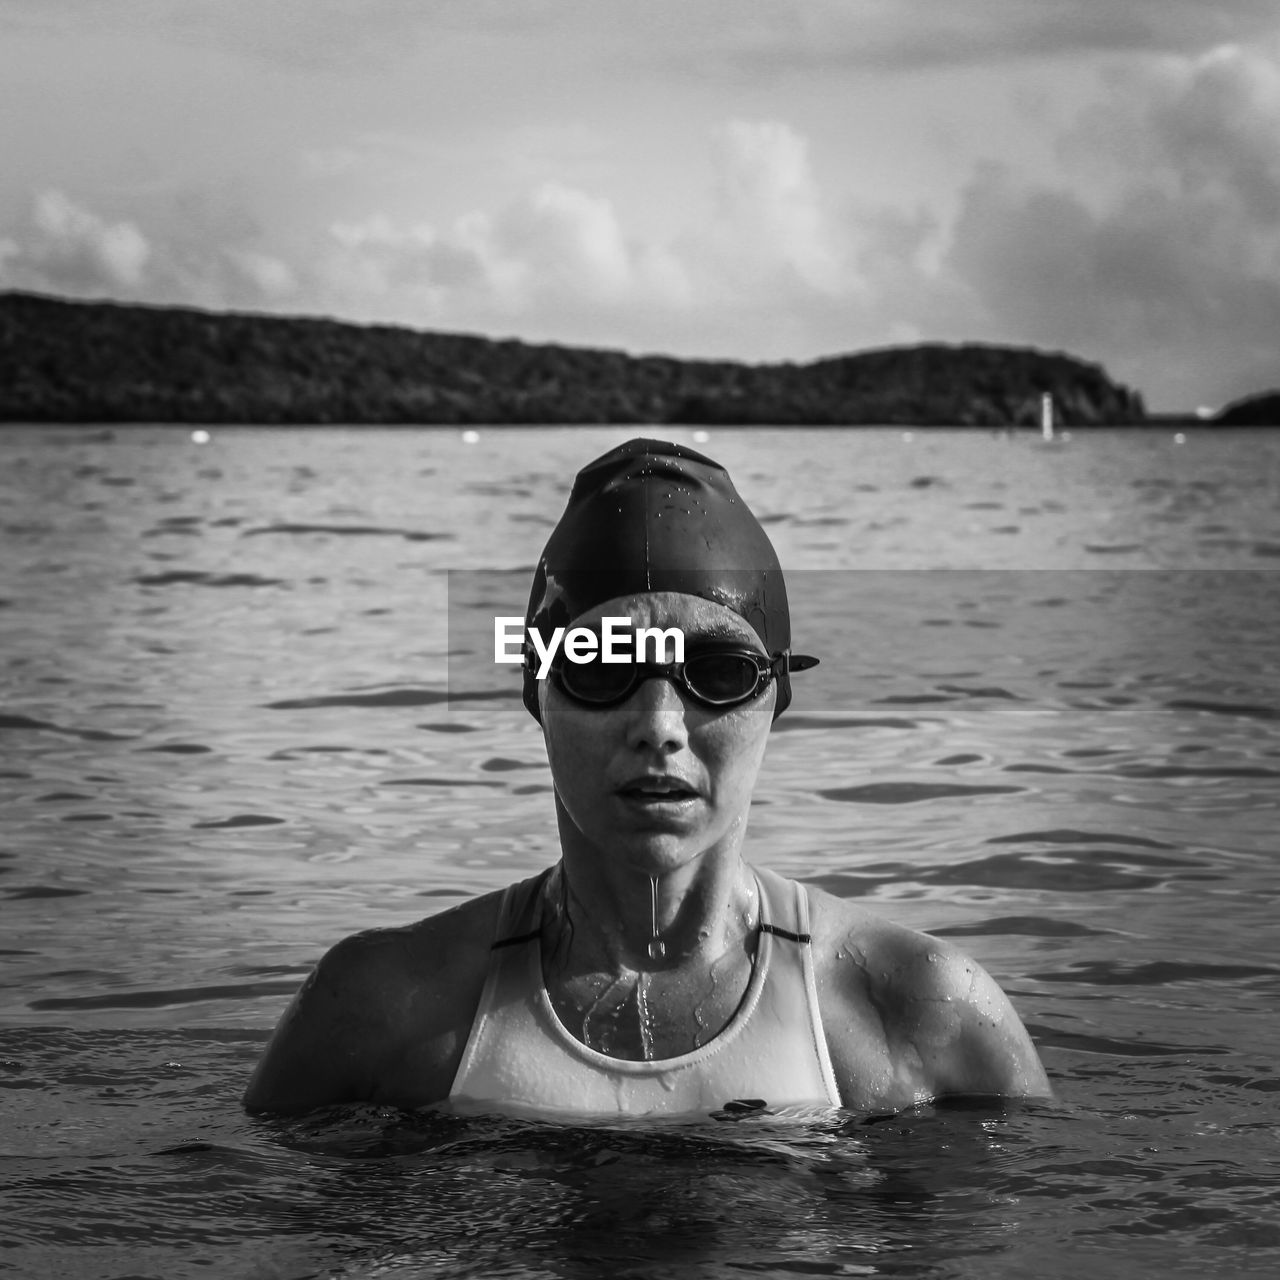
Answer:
[
  {"left": 244, "top": 895, "right": 500, "bottom": 1114},
  {"left": 243, "top": 932, "right": 401, "bottom": 1114}
]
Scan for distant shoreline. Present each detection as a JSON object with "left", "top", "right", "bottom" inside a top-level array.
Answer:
[
  {"left": 2, "top": 289, "right": 1268, "bottom": 428},
  {"left": 5, "top": 419, "right": 1240, "bottom": 431}
]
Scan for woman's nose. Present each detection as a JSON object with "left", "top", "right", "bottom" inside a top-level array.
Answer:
[{"left": 624, "top": 674, "right": 690, "bottom": 752}]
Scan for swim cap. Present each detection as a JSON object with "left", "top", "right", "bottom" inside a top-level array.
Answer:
[{"left": 523, "top": 437, "right": 816, "bottom": 721}]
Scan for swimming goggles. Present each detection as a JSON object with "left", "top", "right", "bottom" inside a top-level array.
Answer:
[{"left": 543, "top": 645, "right": 818, "bottom": 710}]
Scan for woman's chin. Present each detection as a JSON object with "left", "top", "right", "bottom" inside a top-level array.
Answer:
[{"left": 612, "top": 836, "right": 721, "bottom": 881}]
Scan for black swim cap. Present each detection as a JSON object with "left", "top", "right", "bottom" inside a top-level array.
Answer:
[{"left": 523, "top": 437, "right": 816, "bottom": 722}]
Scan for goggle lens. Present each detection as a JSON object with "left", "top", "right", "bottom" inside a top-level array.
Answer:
[
  {"left": 683, "top": 651, "right": 766, "bottom": 702},
  {"left": 550, "top": 648, "right": 775, "bottom": 708}
]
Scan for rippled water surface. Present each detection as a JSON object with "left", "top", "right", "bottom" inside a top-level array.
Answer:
[{"left": 3, "top": 425, "right": 1280, "bottom": 1278}]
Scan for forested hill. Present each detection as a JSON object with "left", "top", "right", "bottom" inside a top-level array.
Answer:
[
  {"left": 1, "top": 291, "right": 1147, "bottom": 427},
  {"left": 1213, "top": 391, "right": 1280, "bottom": 426}
]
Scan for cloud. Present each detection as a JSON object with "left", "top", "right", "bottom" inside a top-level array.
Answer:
[
  {"left": 490, "top": 184, "right": 638, "bottom": 302},
  {"left": 5, "top": 39, "right": 1279, "bottom": 409},
  {"left": 0, "top": 189, "right": 309, "bottom": 314},
  {"left": 311, "top": 119, "right": 851, "bottom": 351},
  {"left": 322, "top": 214, "right": 493, "bottom": 313},
  {"left": 13, "top": 0, "right": 1271, "bottom": 82},
  {"left": 317, "top": 182, "right": 695, "bottom": 351},
  {"left": 702, "top": 120, "right": 843, "bottom": 292},
  {"left": 691, "top": 0, "right": 1280, "bottom": 74},
  {"left": 225, "top": 249, "right": 297, "bottom": 301},
  {"left": 1147, "top": 45, "right": 1280, "bottom": 219},
  {"left": 941, "top": 44, "right": 1280, "bottom": 405},
  {"left": 1, "top": 191, "right": 151, "bottom": 294}
]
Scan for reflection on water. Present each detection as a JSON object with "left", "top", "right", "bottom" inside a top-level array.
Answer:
[{"left": 2, "top": 426, "right": 1280, "bottom": 1276}]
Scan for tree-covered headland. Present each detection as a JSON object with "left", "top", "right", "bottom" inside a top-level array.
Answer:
[{"left": 1, "top": 290, "right": 1151, "bottom": 427}]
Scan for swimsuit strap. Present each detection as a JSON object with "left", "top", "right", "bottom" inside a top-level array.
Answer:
[
  {"left": 759, "top": 921, "right": 811, "bottom": 945},
  {"left": 489, "top": 868, "right": 553, "bottom": 949},
  {"left": 755, "top": 866, "right": 840, "bottom": 1105}
]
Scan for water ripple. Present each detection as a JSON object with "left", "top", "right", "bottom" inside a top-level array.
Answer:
[
  {"left": 1005, "top": 762, "right": 1280, "bottom": 780},
  {"left": 134, "top": 571, "right": 286, "bottom": 588},
  {"left": 5, "top": 886, "right": 88, "bottom": 900},
  {"left": 28, "top": 980, "right": 301, "bottom": 1011},
  {"left": 1028, "top": 1025, "right": 1226, "bottom": 1057},
  {"left": 0, "top": 713, "right": 133, "bottom": 742},
  {"left": 242, "top": 522, "right": 452, "bottom": 542},
  {"left": 1028, "top": 960, "right": 1280, "bottom": 986},
  {"left": 191, "top": 814, "right": 286, "bottom": 829},
  {"left": 381, "top": 777, "right": 505, "bottom": 789},
  {"left": 808, "top": 847, "right": 1185, "bottom": 894},
  {"left": 265, "top": 687, "right": 518, "bottom": 710},
  {"left": 1167, "top": 699, "right": 1280, "bottom": 722},
  {"left": 932, "top": 915, "right": 1111, "bottom": 939},
  {"left": 985, "top": 828, "right": 1176, "bottom": 849},
  {"left": 772, "top": 715, "right": 923, "bottom": 733},
  {"left": 818, "top": 782, "right": 1025, "bottom": 804}
]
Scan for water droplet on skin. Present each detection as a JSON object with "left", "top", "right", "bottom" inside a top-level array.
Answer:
[
  {"left": 580, "top": 971, "right": 636, "bottom": 1057},
  {"left": 637, "top": 972, "right": 656, "bottom": 1061},
  {"left": 648, "top": 874, "right": 665, "bottom": 962}
]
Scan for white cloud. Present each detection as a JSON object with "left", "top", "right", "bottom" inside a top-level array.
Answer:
[
  {"left": 940, "top": 44, "right": 1280, "bottom": 406},
  {"left": 689, "top": 0, "right": 1280, "bottom": 73},
  {"left": 1, "top": 190, "right": 151, "bottom": 294},
  {"left": 318, "top": 181, "right": 693, "bottom": 339},
  {"left": 1148, "top": 45, "right": 1280, "bottom": 219},
  {"left": 702, "top": 120, "right": 844, "bottom": 293},
  {"left": 0, "top": 189, "right": 312, "bottom": 313},
  {"left": 226, "top": 249, "right": 297, "bottom": 300},
  {"left": 322, "top": 213, "right": 493, "bottom": 315},
  {"left": 18, "top": 0, "right": 1263, "bottom": 74},
  {"left": 493, "top": 183, "right": 635, "bottom": 301},
  {"left": 301, "top": 122, "right": 854, "bottom": 350}
]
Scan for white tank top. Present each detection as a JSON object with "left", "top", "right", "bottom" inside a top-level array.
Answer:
[{"left": 449, "top": 865, "right": 842, "bottom": 1116}]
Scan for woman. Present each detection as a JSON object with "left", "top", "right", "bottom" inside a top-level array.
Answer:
[{"left": 244, "top": 438, "right": 1049, "bottom": 1116}]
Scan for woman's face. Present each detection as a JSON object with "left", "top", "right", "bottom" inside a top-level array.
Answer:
[{"left": 538, "top": 592, "right": 776, "bottom": 880}]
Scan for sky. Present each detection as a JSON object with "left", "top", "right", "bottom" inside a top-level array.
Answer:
[{"left": 2, "top": 1, "right": 1278, "bottom": 411}]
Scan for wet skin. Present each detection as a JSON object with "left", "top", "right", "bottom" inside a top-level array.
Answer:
[
  {"left": 244, "top": 593, "right": 1050, "bottom": 1114},
  {"left": 535, "top": 594, "right": 777, "bottom": 1060}
]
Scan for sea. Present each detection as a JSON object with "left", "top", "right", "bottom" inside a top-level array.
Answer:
[{"left": 2, "top": 424, "right": 1279, "bottom": 1279}]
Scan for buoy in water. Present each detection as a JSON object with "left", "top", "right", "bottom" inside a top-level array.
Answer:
[
  {"left": 191, "top": 429, "right": 211, "bottom": 445},
  {"left": 462, "top": 430, "right": 480, "bottom": 444}
]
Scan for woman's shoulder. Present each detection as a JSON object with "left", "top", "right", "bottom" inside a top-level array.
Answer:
[
  {"left": 803, "top": 880, "right": 956, "bottom": 973},
  {"left": 801, "top": 879, "right": 1051, "bottom": 1103},
  {"left": 243, "top": 875, "right": 542, "bottom": 1113},
  {"left": 321, "top": 883, "right": 508, "bottom": 987}
]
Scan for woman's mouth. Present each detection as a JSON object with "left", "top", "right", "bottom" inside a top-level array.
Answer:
[{"left": 617, "top": 776, "right": 699, "bottom": 802}]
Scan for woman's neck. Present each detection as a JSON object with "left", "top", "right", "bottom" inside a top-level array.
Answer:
[
  {"left": 548, "top": 847, "right": 757, "bottom": 973},
  {"left": 539, "top": 854, "right": 760, "bottom": 1061}
]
